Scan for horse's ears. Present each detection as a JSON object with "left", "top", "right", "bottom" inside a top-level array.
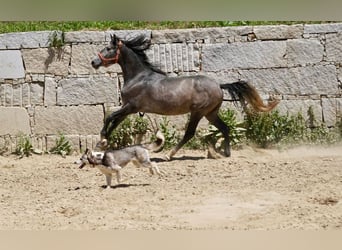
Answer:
[{"left": 110, "top": 34, "right": 118, "bottom": 44}]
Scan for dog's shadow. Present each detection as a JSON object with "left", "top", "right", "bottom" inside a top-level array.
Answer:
[{"left": 101, "top": 183, "right": 151, "bottom": 189}]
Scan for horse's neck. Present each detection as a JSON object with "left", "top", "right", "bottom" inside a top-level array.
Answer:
[{"left": 118, "top": 47, "right": 153, "bottom": 82}]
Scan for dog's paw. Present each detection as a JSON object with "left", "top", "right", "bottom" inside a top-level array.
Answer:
[{"left": 162, "top": 154, "right": 171, "bottom": 161}]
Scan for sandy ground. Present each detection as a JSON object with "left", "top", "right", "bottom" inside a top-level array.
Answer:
[{"left": 0, "top": 145, "right": 341, "bottom": 230}]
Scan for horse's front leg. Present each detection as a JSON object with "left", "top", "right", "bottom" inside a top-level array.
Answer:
[{"left": 101, "top": 104, "right": 136, "bottom": 139}]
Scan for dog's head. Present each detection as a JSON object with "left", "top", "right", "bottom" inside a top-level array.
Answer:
[
  {"left": 74, "top": 148, "right": 105, "bottom": 169},
  {"left": 95, "top": 138, "right": 109, "bottom": 150},
  {"left": 74, "top": 148, "right": 90, "bottom": 169}
]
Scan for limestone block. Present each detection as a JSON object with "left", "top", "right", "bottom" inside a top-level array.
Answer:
[
  {"left": 70, "top": 44, "right": 121, "bottom": 74},
  {"left": 0, "top": 50, "right": 25, "bottom": 79},
  {"left": 338, "top": 67, "right": 342, "bottom": 84},
  {"left": 254, "top": 24, "right": 303, "bottom": 40},
  {"left": 325, "top": 33, "right": 342, "bottom": 63},
  {"left": 1, "top": 84, "right": 13, "bottom": 106},
  {"left": 64, "top": 31, "right": 105, "bottom": 43},
  {"left": 31, "top": 136, "right": 47, "bottom": 152},
  {"left": 151, "top": 26, "right": 252, "bottom": 43},
  {"left": 322, "top": 98, "right": 342, "bottom": 127},
  {"left": 57, "top": 76, "right": 118, "bottom": 106},
  {"left": 44, "top": 77, "right": 57, "bottom": 106},
  {"left": 104, "top": 30, "right": 152, "bottom": 42},
  {"left": 202, "top": 41, "right": 287, "bottom": 71},
  {"left": 12, "top": 84, "right": 22, "bottom": 106},
  {"left": 0, "top": 107, "right": 31, "bottom": 135},
  {"left": 34, "top": 105, "right": 104, "bottom": 135},
  {"left": 0, "top": 31, "right": 53, "bottom": 49},
  {"left": 21, "top": 83, "right": 30, "bottom": 106},
  {"left": 286, "top": 39, "right": 323, "bottom": 66},
  {"left": 275, "top": 99, "right": 322, "bottom": 122},
  {"left": 46, "top": 135, "right": 58, "bottom": 151},
  {"left": 304, "top": 23, "right": 342, "bottom": 34},
  {"left": 30, "top": 83, "right": 44, "bottom": 105},
  {"left": 147, "top": 43, "right": 200, "bottom": 73},
  {"left": 22, "top": 46, "right": 71, "bottom": 75},
  {"left": 239, "top": 65, "right": 338, "bottom": 95}
]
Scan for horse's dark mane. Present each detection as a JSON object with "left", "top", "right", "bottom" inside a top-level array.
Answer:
[{"left": 122, "top": 35, "right": 166, "bottom": 75}]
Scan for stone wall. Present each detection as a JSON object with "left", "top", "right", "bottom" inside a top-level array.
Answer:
[{"left": 1, "top": 24, "right": 341, "bottom": 153}]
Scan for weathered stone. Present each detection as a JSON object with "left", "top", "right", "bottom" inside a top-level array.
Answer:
[
  {"left": 338, "top": 67, "right": 342, "bottom": 84},
  {"left": 322, "top": 98, "right": 342, "bottom": 127},
  {"left": 0, "top": 31, "right": 53, "bottom": 49},
  {"left": 275, "top": 99, "right": 322, "bottom": 122},
  {"left": 31, "top": 74, "right": 45, "bottom": 82},
  {"left": 0, "top": 50, "right": 25, "bottom": 79},
  {"left": 254, "top": 24, "right": 303, "bottom": 40},
  {"left": 12, "top": 84, "right": 22, "bottom": 106},
  {"left": 2, "top": 84, "right": 12, "bottom": 106},
  {"left": 34, "top": 105, "right": 103, "bottom": 135},
  {"left": 325, "top": 33, "right": 342, "bottom": 63},
  {"left": 286, "top": 39, "right": 323, "bottom": 66},
  {"left": 64, "top": 31, "right": 106, "bottom": 43},
  {"left": 304, "top": 23, "right": 342, "bottom": 34},
  {"left": 151, "top": 27, "right": 252, "bottom": 43},
  {"left": 22, "top": 46, "right": 71, "bottom": 75},
  {"left": 239, "top": 65, "right": 338, "bottom": 95},
  {"left": 0, "top": 107, "right": 31, "bottom": 135},
  {"left": 46, "top": 135, "right": 58, "bottom": 151},
  {"left": 30, "top": 83, "right": 44, "bottom": 105},
  {"left": 70, "top": 44, "right": 121, "bottom": 74},
  {"left": 147, "top": 43, "right": 200, "bottom": 73},
  {"left": 202, "top": 41, "right": 287, "bottom": 71},
  {"left": 21, "top": 83, "right": 30, "bottom": 106},
  {"left": 105, "top": 30, "right": 152, "bottom": 42},
  {"left": 57, "top": 76, "right": 118, "bottom": 106},
  {"left": 44, "top": 77, "right": 57, "bottom": 106},
  {"left": 31, "top": 136, "right": 46, "bottom": 152}
]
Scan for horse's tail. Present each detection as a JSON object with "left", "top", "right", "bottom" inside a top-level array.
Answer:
[{"left": 220, "top": 81, "right": 279, "bottom": 112}]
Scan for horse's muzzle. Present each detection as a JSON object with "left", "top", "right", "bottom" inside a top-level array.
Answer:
[{"left": 91, "top": 58, "right": 102, "bottom": 69}]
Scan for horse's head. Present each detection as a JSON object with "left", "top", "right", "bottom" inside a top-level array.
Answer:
[{"left": 91, "top": 34, "right": 122, "bottom": 69}]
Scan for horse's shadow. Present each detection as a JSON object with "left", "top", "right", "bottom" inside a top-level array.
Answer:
[
  {"left": 151, "top": 155, "right": 205, "bottom": 163},
  {"left": 101, "top": 183, "right": 150, "bottom": 189}
]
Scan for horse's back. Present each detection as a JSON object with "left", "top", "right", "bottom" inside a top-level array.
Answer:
[{"left": 144, "top": 74, "right": 223, "bottom": 114}]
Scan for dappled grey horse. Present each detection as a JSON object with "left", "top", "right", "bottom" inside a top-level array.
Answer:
[{"left": 91, "top": 34, "right": 278, "bottom": 159}]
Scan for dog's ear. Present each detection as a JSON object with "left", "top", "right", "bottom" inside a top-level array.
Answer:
[{"left": 85, "top": 148, "right": 89, "bottom": 154}]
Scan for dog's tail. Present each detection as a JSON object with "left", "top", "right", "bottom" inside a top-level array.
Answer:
[
  {"left": 220, "top": 80, "right": 279, "bottom": 112},
  {"left": 144, "top": 130, "right": 165, "bottom": 153}
]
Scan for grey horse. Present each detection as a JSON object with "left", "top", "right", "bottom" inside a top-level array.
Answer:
[{"left": 91, "top": 34, "right": 278, "bottom": 159}]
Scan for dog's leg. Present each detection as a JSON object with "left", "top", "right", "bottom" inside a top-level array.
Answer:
[
  {"left": 105, "top": 173, "right": 112, "bottom": 189},
  {"left": 115, "top": 169, "right": 122, "bottom": 184},
  {"left": 151, "top": 162, "right": 164, "bottom": 176},
  {"left": 110, "top": 164, "right": 122, "bottom": 171},
  {"left": 142, "top": 161, "right": 163, "bottom": 176}
]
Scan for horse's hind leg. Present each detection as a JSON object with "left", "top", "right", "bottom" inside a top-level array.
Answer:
[
  {"left": 168, "top": 113, "right": 203, "bottom": 159},
  {"left": 206, "top": 111, "right": 231, "bottom": 157}
]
